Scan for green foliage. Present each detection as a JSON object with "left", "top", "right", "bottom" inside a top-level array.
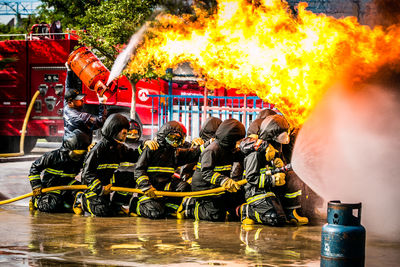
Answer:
[
  {"left": 79, "top": 0, "right": 158, "bottom": 69},
  {"left": 38, "top": 0, "right": 102, "bottom": 29}
]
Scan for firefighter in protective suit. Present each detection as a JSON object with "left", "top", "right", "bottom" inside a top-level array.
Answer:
[
  {"left": 240, "top": 114, "right": 308, "bottom": 225},
  {"left": 133, "top": 121, "right": 200, "bottom": 219},
  {"left": 73, "top": 114, "right": 157, "bottom": 216},
  {"left": 110, "top": 119, "right": 159, "bottom": 214},
  {"left": 246, "top": 108, "right": 277, "bottom": 138},
  {"left": 178, "top": 118, "right": 246, "bottom": 221},
  {"left": 28, "top": 129, "right": 90, "bottom": 213},
  {"left": 178, "top": 117, "right": 222, "bottom": 182}
]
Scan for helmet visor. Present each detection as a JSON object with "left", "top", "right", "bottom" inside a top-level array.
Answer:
[
  {"left": 275, "top": 131, "right": 290, "bottom": 144},
  {"left": 166, "top": 133, "right": 184, "bottom": 147}
]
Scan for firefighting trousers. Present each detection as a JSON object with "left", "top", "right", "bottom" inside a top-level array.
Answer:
[
  {"left": 182, "top": 191, "right": 245, "bottom": 222},
  {"left": 34, "top": 182, "right": 80, "bottom": 213},
  {"left": 239, "top": 193, "right": 286, "bottom": 226},
  {"left": 275, "top": 171, "right": 323, "bottom": 219},
  {"left": 81, "top": 192, "right": 113, "bottom": 217},
  {"left": 130, "top": 179, "right": 191, "bottom": 219}
]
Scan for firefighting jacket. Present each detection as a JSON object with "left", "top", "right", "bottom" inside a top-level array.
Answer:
[
  {"left": 81, "top": 114, "right": 139, "bottom": 196},
  {"left": 258, "top": 114, "right": 291, "bottom": 163},
  {"left": 191, "top": 119, "right": 245, "bottom": 192},
  {"left": 134, "top": 121, "right": 200, "bottom": 192},
  {"left": 63, "top": 71, "right": 106, "bottom": 142},
  {"left": 28, "top": 149, "right": 83, "bottom": 190}
]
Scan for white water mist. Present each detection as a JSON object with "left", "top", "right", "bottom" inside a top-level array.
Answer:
[
  {"left": 292, "top": 84, "right": 400, "bottom": 241},
  {"left": 106, "top": 23, "right": 148, "bottom": 86}
]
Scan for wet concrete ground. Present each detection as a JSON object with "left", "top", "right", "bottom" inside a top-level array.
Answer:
[{"left": 1, "top": 145, "right": 400, "bottom": 266}]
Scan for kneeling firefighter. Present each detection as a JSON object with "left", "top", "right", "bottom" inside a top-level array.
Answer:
[
  {"left": 73, "top": 114, "right": 157, "bottom": 217},
  {"left": 28, "top": 129, "right": 90, "bottom": 213},
  {"left": 178, "top": 118, "right": 246, "bottom": 222},
  {"left": 240, "top": 114, "right": 308, "bottom": 225},
  {"left": 133, "top": 121, "right": 201, "bottom": 219}
]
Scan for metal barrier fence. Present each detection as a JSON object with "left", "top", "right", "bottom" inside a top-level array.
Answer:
[{"left": 149, "top": 94, "right": 274, "bottom": 140}]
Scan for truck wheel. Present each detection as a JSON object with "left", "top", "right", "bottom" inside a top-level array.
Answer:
[{"left": 24, "top": 137, "right": 38, "bottom": 154}]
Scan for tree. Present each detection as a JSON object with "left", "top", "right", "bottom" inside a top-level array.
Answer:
[
  {"left": 38, "top": 0, "right": 102, "bottom": 28},
  {"left": 78, "top": 0, "right": 158, "bottom": 69}
]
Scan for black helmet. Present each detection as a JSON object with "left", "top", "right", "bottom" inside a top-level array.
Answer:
[
  {"left": 62, "top": 129, "right": 91, "bottom": 151},
  {"left": 127, "top": 119, "right": 142, "bottom": 142},
  {"left": 101, "top": 113, "right": 130, "bottom": 140}
]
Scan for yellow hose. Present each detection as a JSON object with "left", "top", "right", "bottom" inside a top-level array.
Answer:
[
  {"left": 0, "top": 179, "right": 248, "bottom": 206},
  {"left": 0, "top": 90, "right": 41, "bottom": 157}
]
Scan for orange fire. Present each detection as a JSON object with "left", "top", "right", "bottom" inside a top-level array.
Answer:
[{"left": 127, "top": 0, "right": 400, "bottom": 127}]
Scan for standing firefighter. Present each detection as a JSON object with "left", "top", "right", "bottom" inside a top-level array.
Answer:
[
  {"left": 28, "top": 129, "right": 90, "bottom": 213},
  {"left": 73, "top": 114, "right": 156, "bottom": 217},
  {"left": 178, "top": 118, "right": 246, "bottom": 221},
  {"left": 133, "top": 121, "right": 200, "bottom": 219},
  {"left": 63, "top": 63, "right": 107, "bottom": 144}
]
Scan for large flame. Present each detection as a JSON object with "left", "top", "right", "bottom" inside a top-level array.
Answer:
[{"left": 127, "top": 0, "right": 400, "bottom": 127}]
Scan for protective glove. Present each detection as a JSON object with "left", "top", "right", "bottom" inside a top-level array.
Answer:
[
  {"left": 144, "top": 186, "right": 157, "bottom": 198},
  {"left": 265, "top": 144, "right": 279, "bottom": 162},
  {"left": 32, "top": 187, "right": 42, "bottom": 197},
  {"left": 272, "top": 173, "right": 286, "bottom": 186},
  {"left": 191, "top": 137, "right": 204, "bottom": 147},
  {"left": 144, "top": 140, "right": 159, "bottom": 150},
  {"left": 221, "top": 178, "right": 240, "bottom": 193},
  {"left": 97, "top": 94, "right": 108, "bottom": 104},
  {"left": 248, "top": 134, "right": 258, "bottom": 139},
  {"left": 102, "top": 184, "right": 112, "bottom": 195},
  {"left": 273, "top": 158, "right": 284, "bottom": 168}
]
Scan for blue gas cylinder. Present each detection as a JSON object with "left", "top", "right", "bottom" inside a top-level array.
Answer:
[{"left": 321, "top": 200, "right": 365, "bottom": 267}]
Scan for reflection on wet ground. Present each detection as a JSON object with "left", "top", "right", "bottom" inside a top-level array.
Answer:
[
  {"left": 0, "top": 205, "right": 399, "bottom": 266},
  {"left": 0, "top": 206, "right": 321, "bottom": 266}
]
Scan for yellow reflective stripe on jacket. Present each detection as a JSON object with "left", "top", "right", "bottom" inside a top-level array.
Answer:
[
  {"left": 165, "top": 203, "right": 179, "bottom": 210},
  {"left": 120, "top": 162, "right": 134, "bottom": 167},
  {"left": 45, "top": 168, "right": 76, "bottom": 178},
  {"left": 137, "top": 175, "right": 149, "bottom": 185},
  {"left": 255, "top": 211, "right": 262, "bottom": 223},
  {"left": 190, "top": 191, "right": 225, "bottom": 198},
  {"left": 47, "top": 190, "right": 61, "bottom": 194},
  {"left": 164, "top": 182, "right": 171, "bottom": 191},
  {"left": 258, "top": 173, "right": 266, "bottom": 189},
  {"left": 147, "top": 166, "right": 175, "bottom": 173},
  {"left": 210, "top": 172, "right": 221, "bottom": 185},
  {"left": 213, "top": 165, "right": 232, "bottom": 172},
  {"left": 97, "top": 164, "right": 119, "bottom": 170},
  {"left": 246, "top": 192, "right": 276, "bottom": 205},
  {"left": 285, "top": 190, "right": 302, "bottom": 198},
  {"left": 260, "top": 168, "right": 267, "bottom": 174},
  {"left": 29, "top": 175, "right": 41, "bottom": 181},
  {"left": 85, "top": 191, "right": 97, "bottom": 198},
  {"left": 196, "top": 162, "right": 201, "bottom": 169},
  {"left": 138, "top": 146, "right": 143, "bottom": 155},
  {"left": 68, "top": 179, "right": 78, "bottom": 185},
  {"left": 88, "top": 179, "right": 101, "bottom": 191},
  {"left": 200, "top": 144, "right": 205, "bottom": 152}
]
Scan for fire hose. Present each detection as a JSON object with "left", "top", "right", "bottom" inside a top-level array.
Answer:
[
  {"left": 0, "top": 164, "right": 292, "bottom": 206},
  {"left": 0, "top": 90, "right": 41, "bottom": 157}
]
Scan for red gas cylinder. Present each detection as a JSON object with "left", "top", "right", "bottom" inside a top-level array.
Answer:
[{"left": 67, "top": 47, "right": 117, "bottom": 98}]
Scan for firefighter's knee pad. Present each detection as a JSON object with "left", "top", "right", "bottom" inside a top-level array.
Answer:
[{"left": 37, "top": 193, "right": 63, "bottom": 213}]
